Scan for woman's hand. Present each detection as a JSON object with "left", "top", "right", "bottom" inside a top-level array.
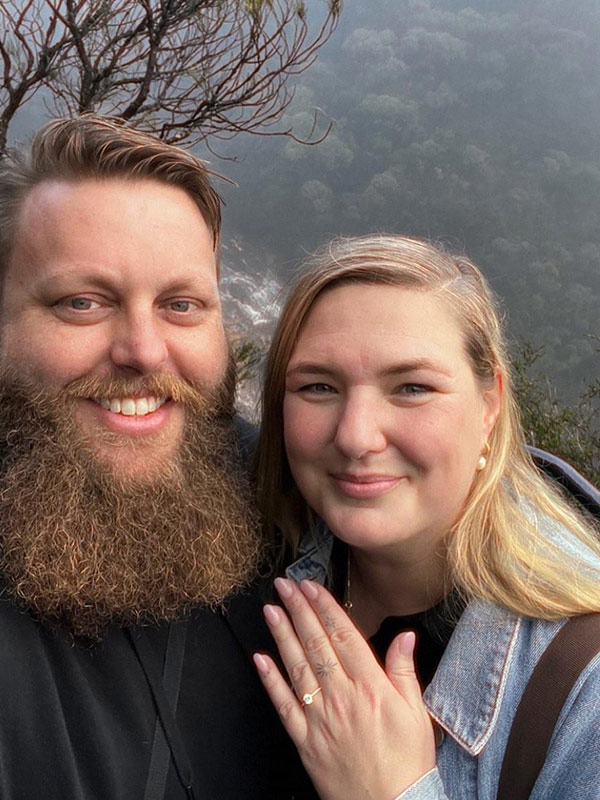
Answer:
[{"left": 253, "top": 577, "right": 436, "bottom": 800}]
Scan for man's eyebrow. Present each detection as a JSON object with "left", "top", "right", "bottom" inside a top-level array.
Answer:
[
  {"left": 34, "top": 269, "right": 114, "bottom": 295},
  {"left": 36, "top": 268, "right": 215, "bottom": 293}
]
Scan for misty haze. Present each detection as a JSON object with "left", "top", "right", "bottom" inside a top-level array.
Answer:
[{"left": 214, "top": 0, "right": 600, "bottom": 409}]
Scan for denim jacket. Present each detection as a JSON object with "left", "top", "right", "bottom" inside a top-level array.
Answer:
[{"left": 286, "top": 524, "right": 600, "bottom": 800}]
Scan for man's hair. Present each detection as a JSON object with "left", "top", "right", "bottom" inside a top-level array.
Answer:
[
  {"left": 255, "top": 234, "right": 600, "bottom": 620},
  {"left": 0, "top": 115, "right": 223, "bottom": 277}
]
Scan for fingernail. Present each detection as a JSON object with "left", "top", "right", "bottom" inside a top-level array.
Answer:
[
  {"left": 300, "top": 580, "right": 318, "bottom": 600},
  {"left": 263, "top": 604, "right": 281, "bottom": 625},
  {"left": 398, "top": 630, "right": 416, "bottom": 655},
  {"left": 253, "top": 653, "right": 270, "bottom": 675},
  {"left": 274, "top": 577, "right": 294, "bottom": 598}
]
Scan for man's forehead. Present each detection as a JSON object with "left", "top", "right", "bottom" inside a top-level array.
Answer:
[
  {"left": 21, "top": 178, "right": 82, "bottom": 212},
  {"left": 19, "top": 175, "right": 206, "bottom": 220},
  {"left": 13, "top": 177, "right": 217, "bottom": 267}
]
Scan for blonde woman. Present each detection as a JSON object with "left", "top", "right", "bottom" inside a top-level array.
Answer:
[{"left": 252, "top": 235, "right": 600, "bottom": 799}]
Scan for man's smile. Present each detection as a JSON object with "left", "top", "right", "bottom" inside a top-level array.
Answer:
[
  {"left": 92, "top": 395, "right": 168, "bottom": 416},
  {"left": 83, "top": 396, "right": 180, "bottom": 440}
]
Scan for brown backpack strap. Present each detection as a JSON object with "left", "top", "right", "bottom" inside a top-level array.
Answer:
[{"left": 496, "top": 614, "right": 600, "bottom": 800}]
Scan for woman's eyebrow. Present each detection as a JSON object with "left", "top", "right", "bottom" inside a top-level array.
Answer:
[
  {"left": 286, "top": 362, "right": 334, "bottom": 376},
  {"left": 381, "top": 358, "right": 453, "bottom": 377},
  {"left": 286, "top": 358, "right": 453, "bottom": 377}
]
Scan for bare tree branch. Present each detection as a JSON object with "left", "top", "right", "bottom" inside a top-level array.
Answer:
[{"left": 0, "top": 0, "right": 341, "bottom": 155}]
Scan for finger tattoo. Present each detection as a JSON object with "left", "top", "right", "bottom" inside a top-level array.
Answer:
[
  {"left": 323, "top": 614, "right": 337, "bottom": 631},
  {"left": 316, "top": 658, "right": 338, "bottom": 679}
]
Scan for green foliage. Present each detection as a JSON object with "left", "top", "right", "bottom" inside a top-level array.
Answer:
[
  {"left": 512, "top": 341, "right": 600, "bottom": 485},
  {"left": 242, "top": 0, "right": 269, "bottom": 17}
]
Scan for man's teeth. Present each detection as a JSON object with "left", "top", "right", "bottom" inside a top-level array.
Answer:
[{"left": 94, "top": 396, "right": 167, "bottom": 416}]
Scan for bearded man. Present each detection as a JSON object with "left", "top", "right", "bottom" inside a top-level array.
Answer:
[{"left": 0, "top": 116, "right": 303, "bottom": 800}]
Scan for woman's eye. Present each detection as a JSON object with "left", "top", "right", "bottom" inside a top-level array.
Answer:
[
  {"left": 300, "top": 383, "right": 336, "bottom": 394},
  {"left": 396, "top": 383, "right": 430, "bottom": 396}
]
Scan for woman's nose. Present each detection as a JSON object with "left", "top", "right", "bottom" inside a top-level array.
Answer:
[
  {"left": 333, "top": 395, "right": 387, "bottom": 460},
  {"left": 109, "top": 312, "right": 169, "bottom": 375}
]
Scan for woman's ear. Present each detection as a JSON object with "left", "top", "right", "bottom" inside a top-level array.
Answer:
[{"left": 482, "top": 368, "right": 503, "bottom": 438}]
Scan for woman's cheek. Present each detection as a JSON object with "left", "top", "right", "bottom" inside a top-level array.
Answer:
[{"left": 284, "top": 400, "right": 329, "bottom": 461}]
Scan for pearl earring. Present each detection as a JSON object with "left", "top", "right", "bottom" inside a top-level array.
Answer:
[{"left": 476, "top": 442, "right": 490, "bottom": 471}]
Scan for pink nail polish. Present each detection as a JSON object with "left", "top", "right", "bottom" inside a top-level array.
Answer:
[
  {"left": 300, "top": 580, "right": 318, "bottom": 600},
  {"left": 263, "top": 604, "right": 281, "bottom": 625},
  {"left": 398, "top": 630, "right": 416, "bottom": 655},
  {"left": 274, "top": 577, "right": 294, "bottom": 598},
  {"left": 253, "top": 653, "right": 270, "bottom": 675}
]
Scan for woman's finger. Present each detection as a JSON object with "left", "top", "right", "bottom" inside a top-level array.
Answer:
[
  {"left": 253, "top": 651, "right": 308, "bottom": 744},
  {"left": 274, "top": 577, "right": 347, "bottom": 685},
  {"left": 263, "top": 602, "right": 322, "bottom": 703},
  {"left": 298, "top": 579, "right": 384, "bottom": 680},
  {"left": 384, "top": 631, "right": 425, "bottom": 710}
]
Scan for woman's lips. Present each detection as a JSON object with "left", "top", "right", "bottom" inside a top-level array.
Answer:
[{"left": 330, "top": 473, "right": 404, "bottom": 499}]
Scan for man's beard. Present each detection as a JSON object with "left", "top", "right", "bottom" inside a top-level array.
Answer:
[{"left": 0, "top": 362, "right": 264, "bottom": 640}]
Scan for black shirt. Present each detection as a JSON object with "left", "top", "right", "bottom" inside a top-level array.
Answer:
[
  {"left": 330, "top": 539, "right": 464, "bottom": 688},
  {"left": 0, "top": 581, "right": 308, "bottom": 800}
]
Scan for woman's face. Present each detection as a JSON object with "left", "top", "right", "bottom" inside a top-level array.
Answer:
[{"left": 283, "top": 283, "right": 501, "bottom": 556}]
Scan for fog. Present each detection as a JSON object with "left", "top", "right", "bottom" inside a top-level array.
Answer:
[{"left": 211, "top": 0, "right": 600, "bottom": 399}]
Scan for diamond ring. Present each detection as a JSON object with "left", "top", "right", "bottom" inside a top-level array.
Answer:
[{"left": 300, "top": 686, "right": 322, "bottom": 707}]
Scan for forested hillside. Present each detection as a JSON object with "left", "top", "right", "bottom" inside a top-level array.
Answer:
[{"left": 219, "top": 0, "right": 600, "bottom": 403}]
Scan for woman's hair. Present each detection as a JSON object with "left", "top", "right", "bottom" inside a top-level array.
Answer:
[{"left": 255, "top": 234, "right": 600, "bottom": 620}]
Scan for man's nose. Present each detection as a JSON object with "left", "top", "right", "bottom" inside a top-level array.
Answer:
[
  {"left": 109, "top": 311, "right": 169, "bottom": 375},
  {"left": 333, "top": 394, "right": 387, "bottom": 460}
]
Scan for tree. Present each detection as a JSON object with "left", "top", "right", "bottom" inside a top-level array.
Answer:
[
  {"left": 0, "top": 0, "right": 341, "bottom": 155},
  {"left": 512, "top": 341, "right": 600, "bottom": 485}
]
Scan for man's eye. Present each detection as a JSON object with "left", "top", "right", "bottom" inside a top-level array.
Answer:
[
  {"left": 70, "top": 297, "right": 92, "bottom": 311},
  {"left": 55, "top": 297, "right": 101, "bottom": 312},
  {"left": 166, "top": 300, "right": 204, "bottom": 314},
  {"left": 169, "top": 300, "right": 193, "bottom": 312},
  {"left": 162, "top": 298, "right": 205, "bottom": 326}
]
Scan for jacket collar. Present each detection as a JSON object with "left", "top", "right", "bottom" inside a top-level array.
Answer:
[
  {"left": 286, "top": 527, "right": 521, "bottom": 756},
  {"left": 285, "top": 520, "right": 334, "bottom": 586},
  {"left": 424, "top": 599, "right": 520, "bottom": 755}
]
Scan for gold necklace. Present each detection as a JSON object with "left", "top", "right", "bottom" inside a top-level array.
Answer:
[{"left": 343, "top": 547, "right": 353, "bottom": 614}]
